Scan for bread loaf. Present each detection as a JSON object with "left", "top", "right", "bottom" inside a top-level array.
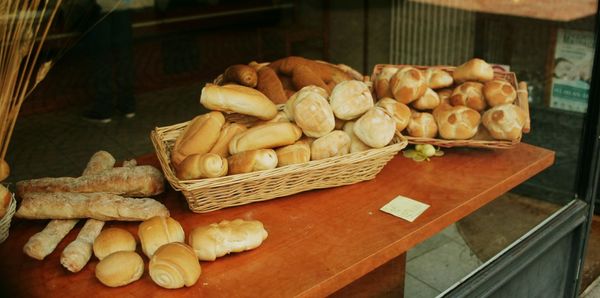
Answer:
[
  {"left": 200, "top": 83, "right": 278, "bottom": 120},
  {"left": 171, "top": 111, "right": 225, "bottom": 166},
  {"left": 208, "top": 122, "right": 247, "bottom": 158},
  {"left": 310, "top": 130, "right": 351, "bottom": 160},
  {"left": 434, "top": 105, "right": 481, "bottom": 140},
  {"left": 176, "top": 153, "right": 228, "bottom": 180},
  {"left": 93, "top": 227, "right": 137, "bottom": 260},
  {"left": 291, "top": 64, "right": 330, "bottom": 92},
  {"left": 270, "top": 56, "right": 352, "bottom": 83},
  {"left": 139, "top": 216, "right": 185, "bottom": 258},
  {"left": 342, "top": 121, "right": 372, "bottom": 153},
  {"left": 389, "top": 66, "right": 427, "bottom": 104},
  {"left": 61, "top": 219, "right": 105, "bottom": 272},
  {"left": 283, "top": 86, "right": 329, "bottom": 121},
  {"left": 228, "top": 122, "right": 302, "bottom": 155},
  {"left": 256, "top": 66, "right": 287, "bottom": 104},
  {"left": 82, "top": 151, "right": 116, "bottom": 176},
  {"left": 0, "top": 184, "right": 10, "bottom": 218},
  {"left": 292, "top": 88, "right": 335, "bottom": 137},
  {"left": 412, "top": 88, "right": 441, "bottom": 110},
  {"left": 329, "top": 80, "right": 374, "bottom": 120},
  {"left": 188, "top": 219, "right": 268, "bottom": 261},
  {"left": 95, "top": 251, "right": 144, "bottom": 287},
  {"left": 376, "top": 97, "right": 411, "bottom": 132},
  {"left": 228, "top": 149, "right": 278, "bottom": 175},
  {"left": 23, "top": 219, "right": 79, "bottom": 260},
  {"left": 374, "top": 66, "right": 398, "bottom": 99},
  {"left": 275, "top": 141, "right": 311, "bottom": 167},
  {"left": 149, "top": 242, "right": 201, "bottom": 289},
  {"left": 424, "top": 68, "right": 453, "bottom": 89},
  {"left": 450, "top": 82, "right": 486, "bottom": 112},
  {"left": 407, "top": 111, "right": 438, "bottom": 138},
  {"left": 222, "top": 64, "right": 258, "bottom": 87},
  {"left": 453, "top": 58, "right": 494, "bottom": 83},
  {"left": 483, "top": 79, "right": 517, "bottom": 107},
  {"left": 482, "top": 104, "right": 526, "bottom": 141},
  {"left": 353, "top": 107, "right": 396, "bottom": 148}
]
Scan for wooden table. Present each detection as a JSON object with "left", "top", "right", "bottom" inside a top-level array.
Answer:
[{"left": 0, "top": 143, "right": 554, "bottom": 297}]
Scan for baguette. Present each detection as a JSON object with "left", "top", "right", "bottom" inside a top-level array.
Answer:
[
  {"left": 228, "top": 122, "right": 302, "bottom": 155},
  {"left": 24, "top": 219, "right": 79, "bottom": 260},
  {"left": 60, "top": 219, "right": 105, "bottom": 272},
  {"left": 291, "top": 64, "right": 330, "bottom": 93},
  {"left": 256, "top": 66, "right": 288, "bottom": 104},
  {"left": 171, "top": 111, "right": 225, "bottom": 166},
  {"left": 200, "top": 83, "right": 278, "bottom": 120},
  {"left": 222, "top": 64, "right": 258, "bottom": 87},
  {"left": 82, "top": 151, "right": 116, "bottom": 176}
]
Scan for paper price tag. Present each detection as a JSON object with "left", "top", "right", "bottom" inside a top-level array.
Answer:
[{"left": 380, "top": 195, "right": 430, "bottom": 222}]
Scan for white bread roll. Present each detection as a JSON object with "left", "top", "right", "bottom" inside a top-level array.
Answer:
[
  {"left": 138, "top": 216, "right": 185, "bottom": 258},
  {"left": 228, "top": 149, "right": 278, "bottom": 174},
  {"left": 171, "top": 111, "right": 225, "bottom": 166},
  {"left": 93, "top": 228, "right": 136, "bottom": 260},
  {"left": 228, "top": 122, "right": 302, "bottom": 155},
  {"left": 149, "top": 242, "right": 201, "bottom": 289},
  {"left": 450, "top": 82, "right": 486, "bottom": 112},
  {"left": 342, "top": 121, "right": 372, "bottom": 153},
  {"left": 437, "top": 88, "right": 453, "bottom": 105},
  {"left": 200, "top": 83, "right": 277, "bottom": 120},
  {"left": 310, "top": 130, "right": 351, "bottom": 160},
  {"left": 208, "top": 122, "right": 247, "bottom": 158},
  {"left": 275, "top": 141, "right": 311, "bottom": 167},
  {"left": 176, "top": 153, "right": 228, "bottom": 180},
  {"left": 412, "top": 88, "right": 441, "bottom": 110},
  {"left": 292, "top": 88, "right": 335, "bottom": 137},
  {"left": 389, "top": 66, "right": 427, "bottom": 104},
  {"left": 329, "top": 80, "right": 374, "bottom": 120},
  {"left": 283, "top": 86, "right": 329, "bottom": 121},
  {"left": 375, "top": 66, "right": 398, "bottom": 99},
  {"left": 0, "top": 184, "right": 10, "bottom": 218},
  {"left": 482, "top": 104, "right": 526, "bottom": 141},
  {"left": 483, "top": 79, "right": 517, "bottom": 107},
  {"left": 453, "top": 58, "right": 494, "bottom": 83},
  {"left": 434, "top": 105, "right": 481, "bottom": 140},
  {"left": 353, "top": 107, "right": 396, "bottom": 148},
  {"left": 423, "top": 68, "right": 453, "bottom": 89},
  {"left": 376, "top": 97, "right": 411, "bottom": 132},
  {"left": 95, "top": 251, "right": 144, "bottom": 287},
  {"left": 188, "top": 219, "right": 268, "bottom": 261},
  {"left": 407, "top": 111, "right": 438, "bottom": 138}
]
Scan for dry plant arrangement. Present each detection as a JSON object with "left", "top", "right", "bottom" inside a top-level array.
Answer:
[{"left": 0, "top": 0, "right": 62, "bottom": 181}]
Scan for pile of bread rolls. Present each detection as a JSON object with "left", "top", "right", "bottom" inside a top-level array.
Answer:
[{"left": 373, "top": 58, "right": 528, "bottom": 142}]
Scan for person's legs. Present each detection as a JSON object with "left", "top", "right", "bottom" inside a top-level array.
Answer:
[{"left": 110, "top": 10, "right": 136, "bottom": 117}]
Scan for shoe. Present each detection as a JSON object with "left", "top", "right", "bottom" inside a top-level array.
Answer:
[
  {"left": 82, "top": 110, "right": 112, "bottom": 123},
  {"left": 124, "top": 112, "right": 136, "bottom": 119}
]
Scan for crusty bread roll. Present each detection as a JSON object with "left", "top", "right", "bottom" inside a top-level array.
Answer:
[
  {"left": 453, "top": 58, "right": 494, "bottom": 83},
  {"left": 208, "top": 123, "right": 247, "bottom": 158},
  {"left": 482, "top": 104, "right": 526, "bottom": 141},
  {"left": 200, "top": 83, "right": 278, "bottom": 120},
  {"left": 150, "top": 242, "right": 201, "bottom": 289},
  {"left": 228, "top": 122, "right": 302, "bottom": 155},
  {"left": 310, "top": 130, "right": 351, "bottom": 160},
  {"left": 423, "top": 68, "right": 453, "bottom": 89},
  {"left": 284, "top": 86, "right": 329, "bottom": 121},
  {"left": 329, "top": 80, "right": 374, "bottom": 120},
  {"left": 138, "top": 216, "right": 185, "bottom": 258},
  {"left": 437, "top": 88, "right": 453, "bottom": 105},
  {"left": 434, "top": 105, "right": 481, "bottom": 140},
  {"left": 257, "top": 66, "right": 287, "bottom": 104},
  {"left": 222, "top": 64, "right": 258, "bottom": 87},
  {"left": 450, "top": 82, "right": 486, "bottom": 112},
  {"left": 171, "top": 111, "right": 225, "bottom": 166},
  {"left": 188, "top": 219, "right": 268, "bottom": 261},
  {"left": 389, "top": 66, "right": 427, "bottom": 104},
  {"left": 412, "top": 88, "right": 441, "bottom": 110},
  {"left": 93, "top": 228, "right": 136, "bottom": 260},
  {"left": 342, "top": 121, "right": 372, "bottom": 153},
  {"left": 275, "top": 141, "right": 311, "bottom": 167},
  {"left": 228, "top": 149, "right": 278, "bottom": 175},
  {"left": 176, "top": 153, "right": 228, "bottom": 180},
  {"left": 353, "top": 107, "right": 396, "bottom": 148},
  {"left": 407, "top": 111, "right": 438, "bottom": 138},
  {"left": 0, "top": 184, "right": 10, "bottom": 218},
  {"left": 376, "top": 97, "right": 411, "bottom": 132},
  {"left": 95, "top": 251, "right": 144, "bottom": 287},
  {"left": 375, "top": 66, "right": 398, "bottom": 99},
  {"left": 483, "top": 79, "right": 517, "bottom": 107},
  {"left": 292, "top": 87, "right": 335, "bottom": 137}
]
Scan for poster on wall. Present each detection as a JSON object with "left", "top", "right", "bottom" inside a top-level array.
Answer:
[{"left": 549, "top": 29, "right": 594, "bottom": 113}]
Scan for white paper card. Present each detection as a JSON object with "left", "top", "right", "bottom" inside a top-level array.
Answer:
[{"left": 380, "top": 195, "right": 430, "bottom": 222}]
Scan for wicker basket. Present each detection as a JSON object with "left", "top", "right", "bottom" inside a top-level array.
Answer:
[
  {"left": 0, "top": 193, "right": 16, "bottom": 243},
  {"left": 151, "top": 122, "right": 407, "bottom": 213},
  {"left": 371, "top": 64, "right": 531, "bottom": 149}
]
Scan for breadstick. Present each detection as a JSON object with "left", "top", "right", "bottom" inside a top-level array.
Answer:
[
  {"left": 82, "top": 151, "right": 116, "bottom": 176},
  {"left": 256, "top": 66, "right": 287, "bottom": 104},
  {"left": 24, "top": 219, "right": 79, "bottom": 260},
  {"left": 16, "top": 165, "right": 164, "bottom": 198},
  {"left": 60, "top": 219, "right": 105, "bottom": 272},
  {"left": 223, "top": 64, "right": 258, "bottom": 87},
  {"left": 16, "top": 192, "right": 169, "bottom": 221}
]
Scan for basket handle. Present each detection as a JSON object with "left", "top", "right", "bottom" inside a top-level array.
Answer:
[{"left": 517, "top": 81, "right": 531, "bottom": 133}]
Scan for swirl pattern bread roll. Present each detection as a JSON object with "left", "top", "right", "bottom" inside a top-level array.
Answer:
[
  {"left": 275, "top": 141, "right": 311, "bottom": 167},
  {"left": 292, "top": 88, "right": 335, "bottom": 137},
  {"left": 329, "top": 80, "right": 374, "bottom": 120},
  {"left": 176, "top": 153, "right": 228, "bottom": 180},
  {"left": 228, "top": 122, "right": 302, "bottom": 155},
  {"left": 376, "top": 97, "right": 411, "bottom": 132},
  {"left": 483, "top": 79, "right": 517, "bottom": 107},
  {"left": 228, "top": 149, "right": 278, "bottom": 174},
  {"left": 256, "top": 66, "right": 287, "bottom": 104},
  {"left": 374, "top": 66, "right": 398, "bottom": 99},
  {"left": 412, "top": 88, "right": 441, "bottom": 110},
  {"left": 171, "top": 111, "right": 225, "bottom": 166},
  {"left": 149, "top": 242, "right": 201, "bottom": 289},
  {"left": 222, "top": 64, "right": 258, "bottom": 87},
  {"left": 424, "top": 68, "right": 453, "bottom": 89},
  {"left": 188, "top": 219, "right": 268, "bottom": 261},
  {"left": 353, "top": 107, "right": 396, "bottom": 148},
  {"left": 200, "top": 83, "right": 277, "bottom": 120},
  {"left": 342, "top": 121, "right": 371, "bottom": 153},
  {"left": 434, "top": 105, "right": 481, "bottom": 140},
  {"left": 407, "top": 111, "right": 438, "bottom": 138},
  {"left": 310, "top": 130, "right": 351, "bottom": 160},
  {"left": 138, "top": 216, "right": 185, "bottom": 258},
  {"left": 208, "top": 122, "right": 247, "bottom": 158},
  {"left": 95, "top": 251, "right": 144, "bottom": 287},
  {"left": 453, "top": 58, "right": 494, "bottom": 83},
  {"left": 450, "top": 82, "right": 486, "bottom": 112},
  {"left": 389, "top": 66, "right": 427, "bottom": 104},
  {"left": 482, "top": 104, "right": 526, "bottom": 141},
  {"left": 93, "top": 227, "right": 137, "bottom": 260}
]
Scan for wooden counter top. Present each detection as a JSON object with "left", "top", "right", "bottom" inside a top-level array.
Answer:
[{"left": 0, "top": 143, "right": 554, "bottom": 297}]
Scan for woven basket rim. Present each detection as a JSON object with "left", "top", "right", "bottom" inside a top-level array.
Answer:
[{"left": 0, "top": 193, "right": 17, "bottom": 243}]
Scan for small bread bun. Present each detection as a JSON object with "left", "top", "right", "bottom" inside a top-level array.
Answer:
[
  {"left": 292, "top": 87, "right": 336, "bottom": 137},
  {"left": 353, "top": 107, "right": 396, "bottom": 148},
  {"left": 95, "top": 251, "right": 144, "bottom": 287},
  {"left": 228, "top": 149, "right": 278, "bottom": 174},
  {"left": 423, "top": 68, "right": 453, "bottom": 89},
  {"left": 138, "top": 216, "right": 185, "bottom": 258},
  {"left": 376, "top": 97, "right": 411, "bottom": 132},
  {"left": 389, "top": 67, "right": 427, "bottom": 104},
  {"left": 310, "top": 131, "right": 351, "bottom": 160},
  {"left": 412, "top": 88, "right": 441, "bottom": 110},
  {"left": 171, "top": 111, "right": 225, "bottom": 166},
  {"left": 483, "top": 79, "right": 517, "bottom": 107},
  {"left": 375, "top": 66, "right": 399, "bottom": 99},
  {"left": 482, "top": 104, "right": 526, "bottom": 141},
  {"left": 437, "top": 88, "right": 453, "bottom": 105},
  {"left": 275, "top": 141, "right": 311, "bottom": 167},
  {"left": 342, "top": 121, "right": 372, "bottom": 153},
  {"left": 329, "top": 80, "right": 374, "bottom": 120},
  {"left": 407, "top": 111, "right": 438, "bottom": 138},
  {"left": 283, "top": 86, "right": 329, "bottom": 121},
  {"left": 0, "top": 184, "right": 11, "bottom": 218},
  {"left": 149, "top": 242, "right": 201, "bottom": 289},
  {"left": 453, "top": 58, "right": 494, "bottom": 83},
  {"left": 229, "top": 122, "right": 302, "bottom": 155},
  {"left": 176, "top": 153, "right": 228, "bottom": 180},
  {"left": 93, "top": 228, "right": 137, "bottom": 260},
  {"left": 450, "top": 82, "right": 486, "bottom": 112},
  {"left": 434, "top": 105, "right": 481, "bottom": 140},
  {"left": 200, "top": 83, "right": 278, "bottom": 120}
]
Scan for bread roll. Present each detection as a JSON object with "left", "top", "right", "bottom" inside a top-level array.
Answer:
[
  {"left": 95, "top": 251, "right": 144, "bottom": 287},
  {"left": 483, "top": 79, "right": 517, "bottom": 107},
  {"left": 228, "top": 122, "right": 302, "bottom": 155},
  {"left": 343, "top": 121, "right": 372, "bottom": 153},
  {"left": 374, "top": 66, "right": 398, "bottom": 99},
  {"left": 171, "top": 111, "right": 225, "bottom": 166},
  {"left": 270, "top": 56, "right": 352, "bottom": 83},
  {"left": 407, "top": 111, "right": 438, "bottom": 138},
  {"left": 93, "top": 227, "right": 137, "bottom": 260},
  {"left": 200, "top": 83, "right": 278, "bottom": 120},
  {"left": 149, "top": 242, "right": 201, "bottom": 289},
  {"left": 329, "top": 80, "right": 374, "bottom": 120},
  {"left": 424, "top": 68, "right": 453, "bottom": 89},
  {"left": 389, "top": 66, "right": 427, "bottom": 104},
  {"left": 453, "top": 58, "right": 494, "bottom": 83},
  {"left": 434, "top": 105, "right": 481, "bottom": 140},
  {"left": 275, "top": 141, "right": 311, "bottom": 167},
  {"left": 310, "top": 130, "right": 351, "bottom": 160},
  {"left": 450, "top": 82, "right": 486, "bottom": 112},
  {"left": 82, "top": 151, "right": 116, "bottom": 176},
  {"left": 412, "top": 88, "right": 441, "bottom": 110},
  {"left": 253, "top": 111, "right": 290, "bottom": 127},
  {"left": 61, "top": 219, "right": 105, "bottom": 272},
  {"left": 376, "top": 97, "right": 411, "bottom": 132},
  {"left": 437, "top": 88, "right": 453, "bottom": 105},
  {"left": 0, "top": 184, "right": 10, "bottom": 218},
  {"left": 138, "top": 216, "right": 185, "bottom": 258},
  {"left": 188, "top": 219, "right": 268, "bottom": 261},
  {"left": 353, "top": 107, "right": 396, "bottom": 148},
  {"left": 176, "top": 153, "right": 228, "bottom": 180},
  {"left": 257, "top": 66, "right": 287, "bottom": 104},
  {"left": 482, "top": 104, "right": 526, "bottom": 141},
  {"left": 283, "top": 86, "right": 329, "bottom": 121},
  {"left": 0, "top": 159, "right": 9, "bottom": 182},
  {"left": 291, "top": 64, "right": 330, "bottom": 92},
  {"left": 24, "top": 219, "right": 79, "bottom": 260},
  {"left": 228, "top": 149, "right": 278, "bottom": 175},
  {"left": 209, "top": 123, "right": 247, "bottom": 158},
  {"left": 222, "top": 64, "right": 258, "bottom": 87},
  {"left": 292, "top": 88, "right": 335, "bottom": 137}
]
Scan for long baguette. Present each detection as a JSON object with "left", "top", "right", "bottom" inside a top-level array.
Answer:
[
  {"left": 60, "top": 219, "right": 105, "bottom": 272},
  {"left": 24, "top": 219, "right": 79, "bottom": 260}
]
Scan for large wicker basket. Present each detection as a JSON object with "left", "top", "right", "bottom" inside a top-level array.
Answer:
[
  {"left": 151, "top": 122, "right": 407, "bottom": 213},
  {"left": 0, "top": 192, "right": 16, "bottom": 243},
  {"left": 371, "top": 64, "right": 531, "bottom": 149}
]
